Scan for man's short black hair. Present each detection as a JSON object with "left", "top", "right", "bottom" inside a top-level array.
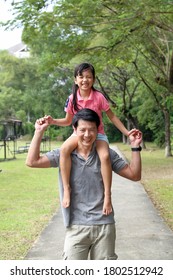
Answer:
[{"left": 72, "top": 108, "right": 100, "bottom": 129}]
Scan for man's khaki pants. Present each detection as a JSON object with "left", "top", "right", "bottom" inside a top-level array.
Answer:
[{"left": 63, "top": 223, "right": 118, "bottom": 260}]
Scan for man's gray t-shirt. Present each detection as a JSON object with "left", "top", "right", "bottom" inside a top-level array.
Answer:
[{"left": 46, "top": 145, "right": 127, "bottom": 227}]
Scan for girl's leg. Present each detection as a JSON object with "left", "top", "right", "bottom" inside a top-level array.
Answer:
[
  {"left": 60, "top": 135, "right": 78, "bottom": 208},
  {"left": 96, "top": 140, "right": 112, "bottom": 215}
]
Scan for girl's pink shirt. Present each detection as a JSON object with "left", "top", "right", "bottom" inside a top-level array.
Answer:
[{"left": 64, "top": 89, "right": 110, "bottom": 134}]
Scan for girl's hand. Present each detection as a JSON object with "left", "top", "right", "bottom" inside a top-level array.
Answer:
[
  {"left": 35, "top": 117, "right": 49, "bottom": 131},
  {"left": 127, "top": 128, "right": 140, "bottom": 137},
  {"left": 43, "top": 115, "right": 54, "bottom": 124},
  {"left": 129, "top": 129, "right": 142, "bottom": 147}
]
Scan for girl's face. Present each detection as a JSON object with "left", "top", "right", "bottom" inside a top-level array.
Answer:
[{"left": 75, "top": 69, "right": 95, "bottom": 92}]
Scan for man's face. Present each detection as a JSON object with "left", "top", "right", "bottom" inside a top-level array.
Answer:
[{"left": 74, "top": 119, "right": 97, "bottom": 148}]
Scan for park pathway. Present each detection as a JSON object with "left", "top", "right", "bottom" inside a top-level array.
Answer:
[{"left": 25, "top": 146, "right": 173, "bottom": 260}]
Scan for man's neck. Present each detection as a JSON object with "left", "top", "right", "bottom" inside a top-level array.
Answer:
[{"left": 76, "top": 144, "right": 93, "bottom": 160}]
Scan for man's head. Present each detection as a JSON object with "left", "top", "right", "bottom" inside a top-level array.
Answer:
[
  {"left": 72, "top": 109, "right": 100, "bottom": 148},
  {"left": 72, "top": 108, "right": 100, "bottom": 129}
]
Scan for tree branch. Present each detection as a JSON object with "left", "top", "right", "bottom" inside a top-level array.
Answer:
[{"left": 96, "top": 76, "right": 117, "bottom": 107}]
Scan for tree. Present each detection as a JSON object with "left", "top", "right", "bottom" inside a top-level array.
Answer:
[
  {"left": 4, "top": 0, "right": 173, "bottom": 154},
  {"left": 0, "top": 50, "right": 72, "bottom": 127}
]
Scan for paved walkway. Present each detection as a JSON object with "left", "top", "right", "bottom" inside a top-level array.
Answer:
[{"left": 25, "top": 146, "right": 173, "bottom": 260}]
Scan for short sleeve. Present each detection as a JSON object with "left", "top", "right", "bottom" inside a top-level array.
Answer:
[
  {"left": 99, "top": 93, "right": 110, "bottom": 112},
  {"left": 64, "top": 95, "right": 73, "bottom": 115},
  {"left": 109, "top": 148, "right": 127, "bottom": 173},
  {"left": 45, "top": 149, "right": 60, "bottom": 167}
]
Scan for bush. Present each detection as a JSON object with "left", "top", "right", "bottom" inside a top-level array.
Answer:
[
  {"left": 22, "top": 122, "right": 35, "bottom": 136},
  {"left": 49, "top": 126, "right": 73, "bottom": 141}
]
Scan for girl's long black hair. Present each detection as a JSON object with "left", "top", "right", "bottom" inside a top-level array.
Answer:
[{"left": 72, "top": 62, "right": 97, "bottom": 112}]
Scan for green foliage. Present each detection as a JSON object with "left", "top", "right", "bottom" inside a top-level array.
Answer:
[
  {"left": 0, "top": 51, "right": 73, "bottom": 130},
  {"left": 22, "top": 122, "right": 35, "bottom": 136},
  {"left": 105, "top": 123, "right": 122, "bottom": 143},
  {"left": 1, "top": 0, "right": 173, "bottom": 155},
  {"left": 0, "top": 125, "right": 3, "bottom": 140},
  {"left": 50, "top": 126, "right": 73, "bottom": 141},
  {"left": 15, "top": 110, "right": 26, "bottom": 123}
]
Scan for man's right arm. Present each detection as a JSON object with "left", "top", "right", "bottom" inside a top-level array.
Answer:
[{"left": 26, "top": 119, "right": 51, "bottom": 168}]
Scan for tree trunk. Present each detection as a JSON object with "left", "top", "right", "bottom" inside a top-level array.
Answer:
[
  {"left": 27, "top": 111, "right": 31, "bottom": 123},
  {"left": 122, "top": 134, "right": 127, "bottom": 144},
  {"left": 163, "top": 109, "right": 172, "bottom": 157}
]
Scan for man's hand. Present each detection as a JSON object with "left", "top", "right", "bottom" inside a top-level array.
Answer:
[
  {"left": 128, "top": 129, "right": 142, "bottom": 147},
  {"left": 35, "top": 117, "right": 50, "bottom": 132}
]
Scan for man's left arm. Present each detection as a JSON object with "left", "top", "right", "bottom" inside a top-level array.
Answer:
[{"left": 117, "top": 130, "right": 142, "bottom": 181}]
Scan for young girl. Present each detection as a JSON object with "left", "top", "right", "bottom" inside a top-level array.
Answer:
[{"left": 45, "top": 62, "right": 130, "bottom": 215}]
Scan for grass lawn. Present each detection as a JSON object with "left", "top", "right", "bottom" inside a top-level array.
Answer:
[
  {"left": 0, "top": 140, "right": 59, "bottom": 260},
  {"left": 116, "top": 142, "right": 173, "bottom": 232},
  {"left": 0, "top": 140, "right": 173, "bottom": 259}
]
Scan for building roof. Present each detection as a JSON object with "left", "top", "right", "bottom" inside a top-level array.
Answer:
[
  {"left": 0, "top": 118, "right": 22, "bottom": 125},
  {"left": 8, "top": 42, "right": 30, "bottom": 58}
]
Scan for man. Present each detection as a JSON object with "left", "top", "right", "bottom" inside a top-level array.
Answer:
[{"left": 26, "top": 108, "right": 142, "bottom": 260}]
